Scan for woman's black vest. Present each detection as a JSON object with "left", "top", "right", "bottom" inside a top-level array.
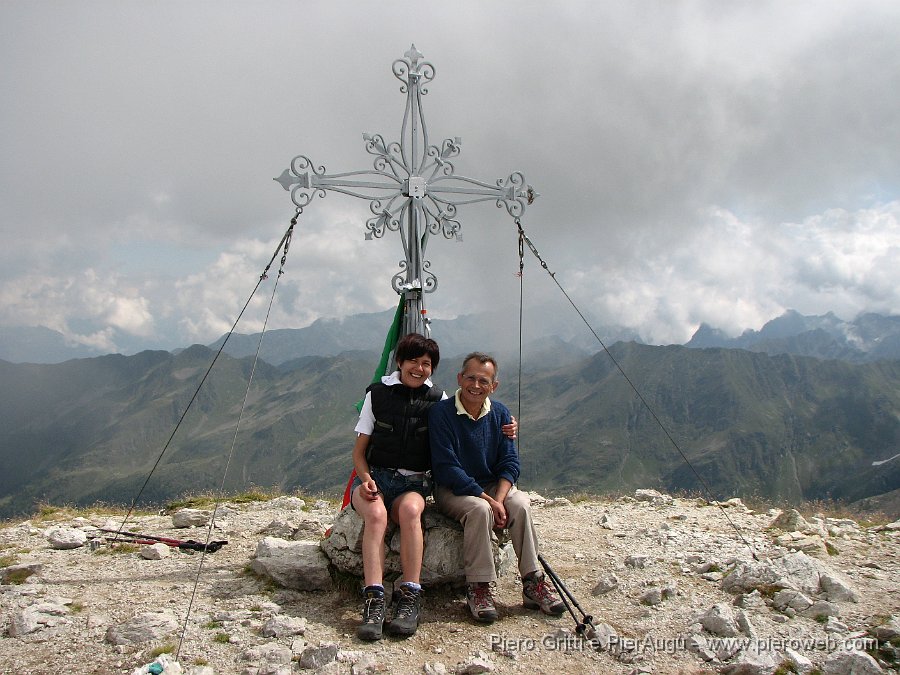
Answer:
[{"left": 365, "top": 381, "right": 443, "bottom": 472}]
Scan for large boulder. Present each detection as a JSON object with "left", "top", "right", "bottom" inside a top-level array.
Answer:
[
  {"left": 8, "top": 601, "right": 72, "bottom": 636},
  {"left": 171, "top": 508, "right": 211, "bottom": 528},
  {"left": 721, "top": 551, "right": 858, "bottom": 602},
  {"left": 105, "top": 610, "right": 179, "bottom": 645},
  {"left": 46, "top": 526, "right": 87, "bottom": 550},
  {"left": 250, "top": 538, "right": 332, "bottom": 591},
  {"left": 321, "top": 505, "right": 503, "bottom": 587}
]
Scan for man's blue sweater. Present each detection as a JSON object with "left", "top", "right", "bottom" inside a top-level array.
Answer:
[{"left": 428, "top": 396, "right": 519, "bottom": 497}]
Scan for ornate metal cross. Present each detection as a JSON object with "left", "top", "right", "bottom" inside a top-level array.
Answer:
[{"left": 275, "top": 44, "right": 537, "bottom": 338}]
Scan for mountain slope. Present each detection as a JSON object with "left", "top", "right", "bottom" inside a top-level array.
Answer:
[{"left": 1, "top": 343, "right": 898, "bottom": 519}]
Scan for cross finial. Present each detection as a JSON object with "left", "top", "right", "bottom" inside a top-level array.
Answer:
[{"left": 405, "top": 44, "right": 423, "bottom": 68}]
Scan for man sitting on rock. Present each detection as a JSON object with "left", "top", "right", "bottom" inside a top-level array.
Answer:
[{"left": 429, "top": 351, "right": 564, "bottom": 623}]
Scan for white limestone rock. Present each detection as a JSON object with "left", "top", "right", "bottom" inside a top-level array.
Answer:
[
  {"left": 321, "top": 506, "right": 481, "bottom": 586},
  {"left": 634, "top": 489, "right": 673, "bottom": 505},
  {"left": 260, "top": 615, "right": 307, "bottom": 638},
  {"left": 243, "top": 641, "right": 293, "bottom": 665},
  {"left": 251, "top": 537, "right": 332, "bottom": 591},
  {"left": 46, "top": 526, "right": 87, "bottom": 549},
  {"left": 625, "top": 554, "right": 652, "bottom": 569},
  {"left": 592, "top": 574, "right": 620, "bottom": 596},
  {"left": 105, "top": 610, "right": 179, "bottom": 645},
  {"left": 8, "top": 601, "right": 72, "bottom": 636},
  {"left": 171, "top": 508, "right": 211, "bottom": 528},
  {"left": 770, "top": 508, "right": 811, "bottom": 533},
  {"left": 140, "top": 543, "right": 170, "bottom": 560},
  {"left": 298, "top": 642, "right": 339, "bottom": 670},
  {"left": 699, "top": 603, "right": 742, "bottom": 637},
  {"left": 721, "top": 551, "right": 858, "bottom": 602},
  {"left": 822, "top": 650, "right": 884, "bottom": 674}
]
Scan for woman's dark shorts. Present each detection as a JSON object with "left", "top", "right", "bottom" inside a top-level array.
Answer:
[{"left": 351, "top": 467, "right": 432, "bottom": 513}]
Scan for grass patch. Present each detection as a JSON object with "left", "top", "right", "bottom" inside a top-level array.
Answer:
[
  {"left": 773, "top": 660, "right": 800, "bottom": 675},
  {"left": 825, "top": 541, "right": 840, "bottom": 556},
  {"left": 149, "top": 643, "right": 175, "bottom": 657},
  {"left": 165, "top": 494, "right": 217, "bottom": 511},
  {"left": 814, "top": 614, "right": 829, "bottom": 624},
  {"left": 193, "top": 658, "right": 209, "bottom": 666},
  {"left": 93, "top": 543, "right": 140, "bottom": 555},
  {"left": 0, "top": 554, "right": 16, "bottom": 568},
  {"left": 203, "top": 620, "right": 223, "bottom": 630},
  {"left": 33, "top": 502, "right": 73, "bottom": 522},
  {"left": 4, "top": 567, "right": 36, "bottom": 584},
  {"left": 229, "top": 487, "right": 280, "bottom": 504},
  {"left": 69, "top": 601, "right": 84, "bottom": 613},
  {"left": 752, "top": 584, "right": 781, "bottom": 599},
  {"left": 214, "top": 632, "right": 231, "bottom": 644},
  {"left": 165, "top": 485, "right": 285, "bottom": 512}
]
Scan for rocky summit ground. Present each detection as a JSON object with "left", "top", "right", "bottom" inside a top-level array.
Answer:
[{"left": 1, "top": 490, "right": 898, "bottom": 675}]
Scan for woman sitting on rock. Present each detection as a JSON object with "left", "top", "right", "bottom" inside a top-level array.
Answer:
[{"left": 350, "top": 332, "right": 516, "bottom": 640}]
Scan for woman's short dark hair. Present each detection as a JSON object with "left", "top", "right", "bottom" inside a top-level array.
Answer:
[{"left": 395, "top": 332, "right": 440, "bottom": 370}]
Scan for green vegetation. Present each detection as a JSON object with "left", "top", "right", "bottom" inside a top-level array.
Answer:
[
  {"left": 203, "top": 620, "right": 223, "bottom": 630},
  {"left": 751, "top": 584, "right": 781, "bottom": 599},
  {"left": 773, "top": 660, "right": 800, "bottom": 675},
  {"left": 93, "top": 543, "right": 140, "bottom": 555},
  {"left": 4, "top": 567, "right": 35, "bottom": 584},
  {"left": 214, "top": 632, "right": 230, "bottom": 644},
  {"left": 148, "top": 643, "right": 175, "bottom": 657},
  {"left": 2, "top": 344, "right": 900, "bottom": 523},
  {"left": 0, "top": 554, "right": 16, "bottom": 568},
  {"left": 165, "top": 485, "right": 284, "bottom": 512}
]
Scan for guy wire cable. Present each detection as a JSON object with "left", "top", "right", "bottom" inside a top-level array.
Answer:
[
  {"left": 176, "top": 217, "right": 295, "bottom": 660},
  {"left": 112, "top": 214, "right": 298, "bottom": 539},
  {"left": 513, "top": 218, "right": 759, "bottom": 562},
  {"left": 516, "top": 224, "right": 526, "bottom": 434}
]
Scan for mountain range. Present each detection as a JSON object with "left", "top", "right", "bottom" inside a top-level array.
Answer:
[
  {"left": 1, "top": 309, "right": 899, "bottom": 520},
  {"left": 686, "top": 310, "right": 900, "bottom": 362},
  {"left": 3, "top": 308, "right": 900, "bottom": 366}
]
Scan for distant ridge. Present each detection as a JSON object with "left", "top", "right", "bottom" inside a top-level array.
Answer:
[
  {"left": 686, "top": 310, "right": 900, "bottom": 362},
  {"left": 1, "top": 340, "right": 897, "bottom": 520},
  {"left": 4, "top": 309, "right": 900, "bottom": 366}
]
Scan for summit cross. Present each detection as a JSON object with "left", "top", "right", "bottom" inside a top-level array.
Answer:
[{"left": 275, "top": 44, "right": 537, "bottom": 337}]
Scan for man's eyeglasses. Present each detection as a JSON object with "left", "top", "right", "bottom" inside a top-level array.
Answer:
[{"left": 462, "top": 375, "right": 494, "bottom": 388}]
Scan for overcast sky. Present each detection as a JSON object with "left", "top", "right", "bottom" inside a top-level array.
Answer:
[{"left": 2, "top": 1, "right": 899, "bottom": 354}]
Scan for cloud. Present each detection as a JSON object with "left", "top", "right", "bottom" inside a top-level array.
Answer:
[
  {"left": 0, "top": 269, "right": 155, "bottom": 351},
  {"left": 1, "top": 1, "right": 899, "bottom": 354},
  {"left": 567, "top": 201, "right": 900, "bottom": 344}
]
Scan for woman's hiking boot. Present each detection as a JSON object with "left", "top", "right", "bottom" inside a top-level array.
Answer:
[
  {"left": 357, "top": 585, "right": 386, "bottom": 640},
  {"left": 522, "top": 571, "right": 565, "bottom": 616},
  {"left": 466, "top": 582, "right": 499, "bottom": 623},
  {"left": 387, "top": 582, "right": 422, "bottom": 637}
]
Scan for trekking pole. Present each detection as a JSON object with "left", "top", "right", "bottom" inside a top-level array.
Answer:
[
  {"left": 97, "top": 528, "right": 228, "bottom": 553},
  {"left": 538, "top": 554, "right": 599, "bottom": 642}
]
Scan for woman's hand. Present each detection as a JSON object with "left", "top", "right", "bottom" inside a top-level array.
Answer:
[{"left": 361, "top": 478, "right": 381, "bottom": 501}]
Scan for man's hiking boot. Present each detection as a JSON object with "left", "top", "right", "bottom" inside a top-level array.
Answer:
[
  {"left": 466, "top": 582, "right": 499, "bottom": 623},
  {"left": 357, "top": 586, "right": 386, "bottom": 640},
  {"left": 387, "top": 583, "right": 422, "bottom": 637},
  {"left": 522, "top": 571, "right": 565, "bottom": 616}
]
